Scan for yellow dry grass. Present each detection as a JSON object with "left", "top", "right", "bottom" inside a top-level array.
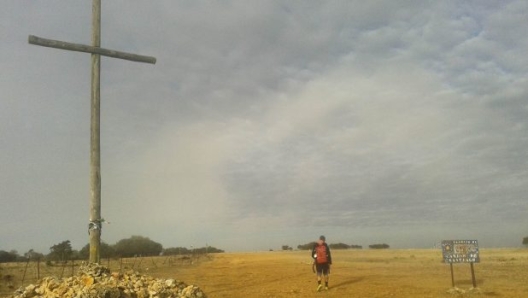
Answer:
[
  {"left": 1, "top": 248, "right": 527, "bottom": 297},
  {"left": 148, "top": 249, "right": 528, "bottom": 298}
]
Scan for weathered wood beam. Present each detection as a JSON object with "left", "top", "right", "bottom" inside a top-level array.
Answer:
[
  {"left": 28, "top": 35, "right": 156, "bottom": 64},
  {"left": 89, "top": 0, "right": 102, "bottom": 265}
]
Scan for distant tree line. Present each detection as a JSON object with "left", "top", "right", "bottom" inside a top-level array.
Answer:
[
  {"left": 163, "top": 246, "right": 224, "bottom": 255},
  {"left": 296, "top": 242, "right": 364, "bottom": 250},
  {"left": 0, "top": 235, "right": 223, "bottom": 263},
  {"left": 0, "top": 250, "right": 20, "bottom": 263},
  {"left": 368, "top": 243, "right": 390, "bottom": 249},
  {"left": 331, "top": 243, "right": 363, "bottom": 249}
]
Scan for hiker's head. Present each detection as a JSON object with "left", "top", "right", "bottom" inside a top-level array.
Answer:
[{"left": 318, "top": 235, "right": 326, "bottom": 244}]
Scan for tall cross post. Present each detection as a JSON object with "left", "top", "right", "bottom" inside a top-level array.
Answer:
[{"left": 29, "top": 0, "right": 156, "bottom": 263}]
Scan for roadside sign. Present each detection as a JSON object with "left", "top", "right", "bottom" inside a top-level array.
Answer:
[
  {"left": 441, "top": 240, "right": 480, "bottom": 263},
  {"left": 441, "top": 240, "right": 479, "bottom": 288}
]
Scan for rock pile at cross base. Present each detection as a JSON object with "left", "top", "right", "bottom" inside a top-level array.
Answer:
[{"left": 8, "top": 263, "right": 206, "bottom": 298}]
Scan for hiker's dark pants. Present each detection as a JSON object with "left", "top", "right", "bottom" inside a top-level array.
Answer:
[{"left": 315, "top": 263, "right": 330, "bottom": 276}]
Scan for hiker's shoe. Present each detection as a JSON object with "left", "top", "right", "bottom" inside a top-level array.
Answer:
[
  {"left": 317, "top": 285, "right": 323, "bottom": 292},
  {"left": 325, "top": 286, "right": 329, "bottom": 291}
]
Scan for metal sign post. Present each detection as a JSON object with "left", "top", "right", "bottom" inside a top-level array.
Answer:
[
  {"left": 449, "top": 263, "right": 455, "bottom": 287},
  {"left": 470, "top": 262, "right": 477, "bottom": 288}
]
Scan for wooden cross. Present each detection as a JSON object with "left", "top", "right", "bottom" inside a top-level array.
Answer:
[{"left": 28, "top": 0, "right": 156, "bottom": 264}]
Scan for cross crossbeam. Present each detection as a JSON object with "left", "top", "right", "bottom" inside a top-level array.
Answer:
[{"left": 29, "top": 35, "right": 156, "bottom": 64}]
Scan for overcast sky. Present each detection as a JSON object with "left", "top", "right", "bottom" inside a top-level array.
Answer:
[{"left": 2, "top": 1, "right": 527, "bottom": 254}]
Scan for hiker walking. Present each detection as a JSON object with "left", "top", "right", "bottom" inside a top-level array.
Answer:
[{"left": 311, "top": 235, "right": 332, "bottom": 291}]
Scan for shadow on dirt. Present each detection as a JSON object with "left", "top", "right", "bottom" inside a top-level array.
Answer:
[{"left": 331, "top": 276, "right": 365, "bottom": 288}]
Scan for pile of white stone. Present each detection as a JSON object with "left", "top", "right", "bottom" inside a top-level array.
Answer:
[{"left": 8, "top": 263, "right": 206, "bottom": 298}]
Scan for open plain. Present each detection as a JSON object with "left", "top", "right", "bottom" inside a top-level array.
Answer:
[{"left": 1, "top": 248, "right": 527, "bottom": 297}]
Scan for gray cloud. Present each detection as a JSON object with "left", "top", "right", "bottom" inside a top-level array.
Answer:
[{"left": 1, "top": 1, "right": 527, "bottom": 253}]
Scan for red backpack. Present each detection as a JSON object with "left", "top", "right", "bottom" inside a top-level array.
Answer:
[{"left": 315, "top": 244, "right": 328, "bottom": 264}]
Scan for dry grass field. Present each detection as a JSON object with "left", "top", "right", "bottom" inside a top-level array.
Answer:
[{"left": 1, "top": 248, "right": 527, "bottom": 297}]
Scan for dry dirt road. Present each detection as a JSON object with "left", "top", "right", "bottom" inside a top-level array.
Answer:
[{"left": 146, "top": 248, "right": 527, "bottom": 298}]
